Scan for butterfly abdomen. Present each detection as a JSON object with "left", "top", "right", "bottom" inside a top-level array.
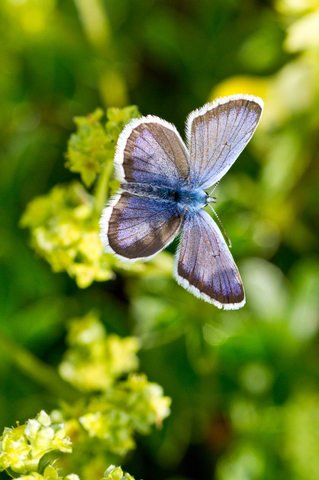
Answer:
[{"left": 121, "top": 182, "right": 180, "bottom": 204}]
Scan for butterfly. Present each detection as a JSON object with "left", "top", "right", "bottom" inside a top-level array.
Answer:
[{"left": 100, "top": 94, "right": 264, "bottom": 309}]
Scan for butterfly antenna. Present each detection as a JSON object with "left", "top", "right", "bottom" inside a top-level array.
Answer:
[
  {"left": 210, "top": 180, "right": 220, "bottom": 195},
  {"left": 207, "top": 203, "right": 232, "bottom": 248}
]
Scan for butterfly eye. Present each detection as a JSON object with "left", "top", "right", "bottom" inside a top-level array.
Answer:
[
  {"left": 173, "top": 191, "right": 180, "bottom": 201},
  {"left": 204, "top": 193, "right": 214, "bottom": 205},
  {"left": 206, "top": 194, "right": 216, "bottom": 205}
]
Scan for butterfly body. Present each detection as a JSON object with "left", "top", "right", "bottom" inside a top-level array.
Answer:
[
  {"left": 121, "top": 181, "right": 210, "bottom": 214},
  {"left": 100, "top": 94, "right": 264, "bottom": 309}
]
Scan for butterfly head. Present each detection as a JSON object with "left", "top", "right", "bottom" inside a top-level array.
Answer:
[{"left": 206, "top": 194, "right": 216, "bottom": 205}]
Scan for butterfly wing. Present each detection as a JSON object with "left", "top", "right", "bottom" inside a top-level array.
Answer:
[
  {"left": 115, "top": 116, "right": 189, "bottom": 186},
  {"left": 186, "top": 94, "right": 263, "bottom": 189},
  {"left": 175, "top": 210, "right": 245, "bottom": 309},
  {"left": 100, "top": 116, "right": 190, "bottom": 261},
  {"left": 100, "top": 192, "right": 183, "bottom": 262}
]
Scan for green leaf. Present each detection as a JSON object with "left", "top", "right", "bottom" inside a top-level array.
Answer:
[
  {"left": 38, "top": 450, "right": 62, "bottom": 475},
  {"left": 4, "top": 468, "right": 22, "bottom": 479}
]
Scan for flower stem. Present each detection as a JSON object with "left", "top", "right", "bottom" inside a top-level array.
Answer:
[
  {"left": 0, "top": 332, "right": 78, "bottom": 403},
  {"left": 94, "top": 158, "right": 114, "bottom": 216}
]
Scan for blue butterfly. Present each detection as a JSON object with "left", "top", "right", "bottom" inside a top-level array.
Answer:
[{"left": 100, "top": 94, "right": 264, "bottom": 309}]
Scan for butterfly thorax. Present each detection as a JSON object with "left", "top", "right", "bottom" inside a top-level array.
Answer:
[{"left": 120, "top": 182, "right": 211, "bottom": 213}]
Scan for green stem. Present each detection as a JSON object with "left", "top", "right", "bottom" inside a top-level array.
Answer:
[
  {"left": 94, "top": 158, "right": 114, "bottom": 216},
  {"left": 0, "top": 333, "right": 79, "bottom": 403}
]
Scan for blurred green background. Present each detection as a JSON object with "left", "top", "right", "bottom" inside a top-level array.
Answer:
[{"left": 1, "top": 0, "right": 319, "bottom": 479}]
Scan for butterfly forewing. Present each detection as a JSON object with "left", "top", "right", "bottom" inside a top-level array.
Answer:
[
  {"left": 115, "top": 116, "right": 189, "bottom": 185},
  {"left": 100, "top": 192, "right": 183, "bottom": 261},
  {"left": 187, "top": 95, "right": 263, "bottom": 189},
  {"left": 175, "top": 210, "right": 245, "bottom": 309}
]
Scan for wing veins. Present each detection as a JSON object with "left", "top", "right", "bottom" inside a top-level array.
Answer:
[
  {"left": 125, "top": 143, "right": 171, "bottom": 178},
  {"left": 110, "top": 210, "right": 172, "bottom": 230},
  {"left": 200, "top": 213, "right": 232, "bottom": 300},
  {"left": 131, "top": 129, "right": 175, "bottom": 169},
  {"left": 203, "top": 103, "right": 240, "bottom": 180},
  {"left": 199, "top": 105, "right": 259, "bottom": 186},
  {"left": 158, "top": 124, "right": 184, "bottom": 172},
  {"left": 114, "top": 213, "right": 174, "bottom": 244}
]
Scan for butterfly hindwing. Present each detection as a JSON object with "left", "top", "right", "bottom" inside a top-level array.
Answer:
[
  {"left": 100, "top": 191, "right": 183, "bottom": 262},
  {"left": 186, "top": 94, "right": 263, "bottom": 189},
  {"left": 175, "top": 210, "right": 245, "bottom": 309}
]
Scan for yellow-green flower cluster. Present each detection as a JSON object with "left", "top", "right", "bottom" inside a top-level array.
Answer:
[
  {"left": 56, "top": 314, "right": 171, "bottom": 457},
  {"left": 65, "top": 107, "right": 140, "bottom": 188},
  {"left": 0, "top": 410, "right": 139, "bottom": 480},
  {"left": 20, "top": 181, "right": 112, "bottom": 288},
  {"left": 121, "top": 373, "right": 172, "bottom": 429},
  {"left": 59, "top": 312, "right": 141, "bottom": 391},
  {"left": 20, "top": 106, "right": 140, "bottom": 288},
  {"left": 0, "top": 411, "right": 71, "bottom": 475},
  {"left": 77, "top": 373, "right": 171, "bottom": 455}
]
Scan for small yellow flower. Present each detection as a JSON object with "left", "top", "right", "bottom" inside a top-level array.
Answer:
[
  {"left": 104, "top": 465, "right": 135, "bottom": 480},
  {"left": 0, "top": 425, "right": 30, "bottom": 472},
  {"left": 108, "top": 335, "right": 140, "bottom": 378},
  {"left": 65, "top": 475, "right": 80, "bottom": 480},
  {"left": 14, "top": 465, "right": 75, "bottom": 480},
  {"left": 123, "top": 374, "right": 171, "bottom": 428},
  {"left": 15, "top": 473, "right": 45, "bottom": 480},
  {"left": 78, "top": 412, "right": 105, "bottom": 438},
  {"left": 105, "top": 466, "right": 123, "bottom": 480},
  {"left": 0, "top": 411, "right": 71, "bottom": 475}
]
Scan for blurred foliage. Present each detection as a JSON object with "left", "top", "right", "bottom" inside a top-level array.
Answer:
[{"left": 1, "top": 0, "right": 319, "bottom": 480}]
